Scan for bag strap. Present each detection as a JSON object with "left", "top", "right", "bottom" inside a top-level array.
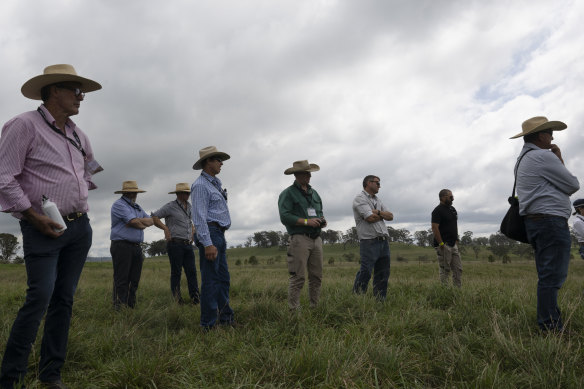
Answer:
[{"left": 511, "top": 149, "right": 534, "bottom": 197}]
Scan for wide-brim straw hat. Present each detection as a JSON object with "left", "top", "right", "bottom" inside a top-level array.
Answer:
[
  {"left": 510, "top": 116, "right": 567, "bottom": 139},
  {"left": 21, "top": 64, "right": 102, "bottom": 100},
  {"left": 114, "top": 180, "right": 146, "bottom": 194},
  {"left": 193, "top": 146, "right": 230, "bottom": 170},
  {"left": 284, "top": 160, "right": 320, "bottom": 175},
  {"left": 169, "top": 183, "right": 191, "bottom": 194}
]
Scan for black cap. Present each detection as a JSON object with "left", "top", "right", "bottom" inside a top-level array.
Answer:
[{"left": 573, "top": 199, "right": 584, "bottom": 215}]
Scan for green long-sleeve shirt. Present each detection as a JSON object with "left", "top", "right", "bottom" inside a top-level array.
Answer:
[{"left": 278, "top": 181, "right": 324, "bottom": 235}]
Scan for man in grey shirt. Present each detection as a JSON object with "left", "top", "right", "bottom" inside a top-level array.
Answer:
[
  {"left": 152, "top": 183, "right": 200, "bottom": 304},
  {"left": 352, "top": 175, "right": 394, "bottom": 300},
  {"left": 511, "top": 116, "right": 579, "bottom": 332}
]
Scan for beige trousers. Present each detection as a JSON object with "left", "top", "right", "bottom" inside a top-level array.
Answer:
[
  {"left": 435, "top": 243, "right": 462, "bottom": 287},
  {"left": 287, "top": 234, "right": 323, "bottom": 309}
]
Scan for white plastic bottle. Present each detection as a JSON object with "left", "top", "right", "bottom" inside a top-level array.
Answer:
[{"left": 41, "top": 195, "right": 67, "bottom": 232}]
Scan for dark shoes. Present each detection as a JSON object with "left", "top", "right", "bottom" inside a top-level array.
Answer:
[{"left": 40, "top": 380, "right": 69, "bottom": 389}]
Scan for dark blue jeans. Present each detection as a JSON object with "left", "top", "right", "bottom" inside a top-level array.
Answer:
[
  {"left": 353, "top": 239, "right": 390, "bottom": 300},
  {"left": 197, "top": 225, "right": 233, "bottom": 328},
  {"left": 0, "top": 215, "right": 91, "bottom": 388},
  {"left": 167, "top": 241, "right": 199, "bottom": 302},
  {"left": 524, "top": 216, "right": 571, "bottom": 331}
]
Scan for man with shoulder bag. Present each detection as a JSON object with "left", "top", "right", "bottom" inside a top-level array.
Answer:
[{"left": 510, "top": 116, "right": 579, "bottom": 332}]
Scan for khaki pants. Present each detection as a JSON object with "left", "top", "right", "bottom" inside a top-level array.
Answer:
[
  {"left": 435, "top": 243, "right": 462, "bottom": 287},
  {"left": 287, "top": 234, "right": 323, "bottom": 309}
]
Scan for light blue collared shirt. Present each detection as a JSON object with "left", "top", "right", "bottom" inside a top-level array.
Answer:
[
  {"left": 516, "top": 143, "right": 580, "bottom": 219},
  {"left": 191, "top": 172, "right": 231, "bottom": 247},
  {"left": 110, "top": 196, "right": 149, "bottom": 243}
]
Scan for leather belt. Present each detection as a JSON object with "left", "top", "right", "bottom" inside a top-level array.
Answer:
[
  {"left": 525, "top": 214, "right": 556, "bottom": 220},
  {"left": 64, "top": 212, "right": 86, "bottom": 221},
  {"left": 294, "top": 232, "right": 320, "bottom": 239},
  {"left": 113, "top": 240, "right": 141, "bottom": 247},
  {"left": 361, "top": 236, "right": 388, "bottom": 242},
  {"left": 170, "top": 238, "right": 191, "bottom": 245}
]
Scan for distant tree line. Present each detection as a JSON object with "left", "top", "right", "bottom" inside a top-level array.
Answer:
[{"left": 0, "top": 225, "right": 580, "bottom": 264}]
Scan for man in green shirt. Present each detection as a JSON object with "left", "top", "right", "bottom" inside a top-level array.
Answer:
[{"left": 278, "top": 160, "right": 326, "bottom": 310}]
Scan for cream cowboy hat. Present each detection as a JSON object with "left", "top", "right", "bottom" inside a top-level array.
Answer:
[
  {"left": 114, "top": 180, "right": 146, "bottom": 194},
  {"left": 284, "top": 160, "right": 320, "bottom": 175},
  {"left": 21, "top": 64, "right": 102, "bottom": 100},
  {"left": 192, "top": 146, "right": 231, "bottom": 170},
  {"left": 169, "top": 183, "right": 191, "bottom": 194},
  {"left": 510, "top": 116, "right": 567, "bottom": 139}
]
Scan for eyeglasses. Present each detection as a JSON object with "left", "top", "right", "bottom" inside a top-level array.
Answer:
[
  {"left": 210, "top": 157, "right": 223, "bottom": 163},
  {"left": 369, "top": 180, "right": 381, "bottom": 186},
  {"left": 56, "top": 85, "right": 85, "bottom": 98}
]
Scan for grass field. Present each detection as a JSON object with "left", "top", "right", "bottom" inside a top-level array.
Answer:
[{"left": 1, "top": 244, "right": 584, "bottom": 388}]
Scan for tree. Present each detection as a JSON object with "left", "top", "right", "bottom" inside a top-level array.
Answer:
[
  {"left": 253, "top": 232, "right": 267, "bottom": 248},
  {"left": 460, "top": 231, "right": 473, "bottom": 246},
  {"left": 265, "top": 231, "right": 280, "bottom": 247},
  {"left": 472, "top": 245, "right": 481, "bottom": 260},
  {"left": 244, "top": 236, "right": 253, "bottom": 248},
  {"left": 474, "top": 237, "right": 489, "bottom": 246},
  {"left": 0, "top": 233, "right": 19, "bottom": 263},
  {"left": 488, "top": 233, "right": 516, "bottom": 262},
  {"left": 342, "top": 227, "right": 359, "bottom": 249},
  {"left": 321, "top": 230, "right": 340, "bottom": 245},
  {"left": 414, "top": 229, "right": 433, "bottom": 247},
  {"left": 512, "top": 242, "right": 534, "bottom": 259},
  {"left": 278, "top": 232, "right": 289, "bottom": 248},
  {"left": 387, "top": 227, "right": 413, "bottom": 244},
  {"left": 147, "top": 239, "right": 168, "bottom": 257}
]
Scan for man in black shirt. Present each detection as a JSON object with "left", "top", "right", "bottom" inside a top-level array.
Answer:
[{"left": 431, "top": 189, "right": 461, "bottom": 287}]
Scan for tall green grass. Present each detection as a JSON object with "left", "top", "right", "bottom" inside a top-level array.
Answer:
[{"left": 1, "top": 245, "right": 583, "bottom": 388}]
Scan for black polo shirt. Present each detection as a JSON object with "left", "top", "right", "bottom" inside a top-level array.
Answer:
[{"left": 431, "top": 204, "right": 458, "bottom": 247}]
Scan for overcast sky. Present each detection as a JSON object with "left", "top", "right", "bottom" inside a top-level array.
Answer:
[{"left": 1, "top": 0, "right": 583, "bottom": 257}]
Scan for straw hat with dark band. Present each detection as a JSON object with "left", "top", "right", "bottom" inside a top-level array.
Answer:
[
  {"left": 169, "top": 183, "right": 191, "bottom": 194},
  {"left": 21, "top": 64, "right": 102, "bottom": 100},
  {"left": 510, "top": 116, "right": 567, "bottom": 139},
  {"left": 284, "top": 160, "right": 320, "bottom": 175},
  {"left": 193, "top": 146, "right": 231, "bottom": 170},
  {"left": 114, "top": 180, "right": 146, "bottom": 194}
]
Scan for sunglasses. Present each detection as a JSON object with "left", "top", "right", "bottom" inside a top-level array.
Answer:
[{"left": 56, "top": 85, "right": 85, "bottom": 98}]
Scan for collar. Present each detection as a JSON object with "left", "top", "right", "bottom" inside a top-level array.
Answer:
[
  {"left": 201, "top": 171, "right": 218, "bottom": 183},
  {"left": 362, "top": 189, "right": 377, "bottom": 199},
  {"left": 293, "top": 180, "right": 311, "bottom": 192},
  {"left": 39, "top": 104, "right": 75, "bottom": 130}
]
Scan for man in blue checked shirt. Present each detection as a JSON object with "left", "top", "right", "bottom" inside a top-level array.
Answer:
[
  {"left": 191, "top": 146, "right": 235, "bottom": 330},
  {"left": 110, "top": 180, "right": 154, "bottom": 309}
]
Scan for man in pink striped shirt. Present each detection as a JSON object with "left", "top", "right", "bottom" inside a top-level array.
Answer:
[{"left": 0, "top": 64, "right": 102, "bottom": 389}]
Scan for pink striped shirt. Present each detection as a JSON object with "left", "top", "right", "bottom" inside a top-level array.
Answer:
[{"left": 0, "top": 105, "right": 97, "bottom": 219}]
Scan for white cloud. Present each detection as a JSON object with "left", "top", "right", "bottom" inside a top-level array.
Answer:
[{"left": 1, "top": 0, "right": 583, "bottom": 256}]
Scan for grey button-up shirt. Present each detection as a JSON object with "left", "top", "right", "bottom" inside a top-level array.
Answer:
[
  {"left": 516, "top": 143, "right": 580, "bottom": 219},
  {"left": 353, "top": 190, "right": 389, "bottom": 240},
  {"left": 151, "top": 200, "right": 193, "bottom": 240}
]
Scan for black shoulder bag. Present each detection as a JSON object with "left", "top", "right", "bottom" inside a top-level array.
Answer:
[{"left": 500, "top": 149, "right": 533, "bottom": 243}]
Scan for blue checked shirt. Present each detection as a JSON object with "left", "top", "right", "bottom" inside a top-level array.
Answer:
[{"left": 191, "top": 171, "right": 231, "bottom": 247}]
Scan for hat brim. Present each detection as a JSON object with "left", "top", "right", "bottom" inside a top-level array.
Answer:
[
  {"left": 168, "top": 190, "right": 191, "bottom": 194},
  {"left": 284, "top": 164, "right": 320, "bottom": 175},
  {"left": 510, "top": 121, "right": 567, "bottom": 139},
  {"left": 21, "top": 74, "right": 102, "bottom": 100},
  {"left": 192, "top": 152, "right": 231, "bottom": 170},
  {"left": 114, "top": 189, "right": 146, "bottom": 194}
]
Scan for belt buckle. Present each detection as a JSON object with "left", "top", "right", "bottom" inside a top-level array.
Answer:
[{"left": 66, "top": 212, "right": 82, "bottom": 221}]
